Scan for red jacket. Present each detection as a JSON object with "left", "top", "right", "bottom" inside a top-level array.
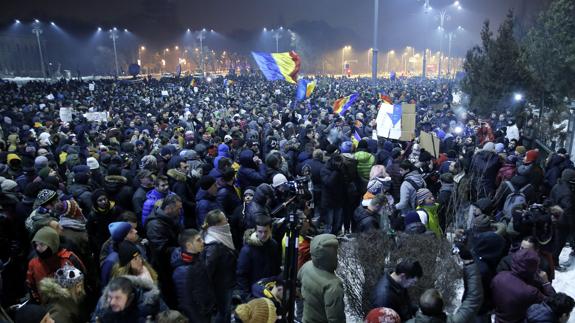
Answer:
[{"left": 26, "top": 249, "right": 86, "bottom": 302}]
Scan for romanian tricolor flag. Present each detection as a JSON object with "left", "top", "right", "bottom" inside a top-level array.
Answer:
[
  {"left": 295, "top": 79, "right": 317, "bottom": 101},
  {"left": 251, "top": 51, "right": 301, "bottom": 84},
  {"left": 333, "top": 93, "right": 358, "bottom": 116},
  {"left": 190, "top": 79, "right": 197, "bottom": 87},
  {"left": 379, "top": 93, "right": 393, "bottom": 105}
]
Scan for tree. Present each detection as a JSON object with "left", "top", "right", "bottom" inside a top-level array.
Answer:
[
  {"left": 523, "top": 0, "right": 575, "bottom": 101},
  {"left": 462, "top": 11, "right": 533, "bottom": 116}
]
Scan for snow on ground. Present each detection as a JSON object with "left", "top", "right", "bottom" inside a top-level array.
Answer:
[{"left": 554, "top": 247, "right": 575, "bottom": 323}]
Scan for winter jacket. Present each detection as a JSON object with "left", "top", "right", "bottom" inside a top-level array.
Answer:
[
  {"left": 237, "top": 150, "right": 267, "bottom": 192},
  {"left": 301, "top": 158, "right": 325, "bottom": 191},
  {"left": 353, "top": 206, "right": 379, "bottom": 233},
  {"left": 38, "top": 277, "right": 88, "bottom": 323},
  {"left": 132, "top": 185, "right": 152, "bottom": 218},
  {"left": 167, "top": 168, "right": 196, "bottom": 227},
  {"left": 204, "top": 240, "right": 237, "bottom": 292},
  {"left": 170, "top": 248, "right": 216, "bottom": 320},
  {"left": 26, "top": 228, "right": 86, "bottom": 303},
  {"left": 195, "top": 189, "right": 220, "bottom": 228},
  {"left": 68, "top": 183, "right": 93, "bottom": 214},
  {"left": 103, "top": 175, "right": 134, "bottom": 211},
  {"left": 549, "top": 169, "right": 575, "bottom": 227},
  {"left": 388, "top": 159, "right": 403, "bottom": 202},
  {"left": 395, "top": 170, "right": 426, "bottom": 214},
  {"left": 236, "top": 230, "right": 282, "bottom": 295},
  {"left": 496, "top": 162, "right": 517, "bottom": 186},
  {"left": 216, "top": 184, "right": 241, "bottom": 218},
  {"left": 470, "top": 149, "right": 501, "bottom": 198},
  {"left": 491, "top": 249, "right": 556, "bottom": 323},
  {"left": 544, "top": 154, "right": 574, "bottom": 191},
  {"left": 298, "top": 234, "right": 345, "bottom": 323},
  {"left": 87, "top": 202, "right": 124, "bottom": 259},
  {"left": 372, "top": 272, "right": 416, "bottom": 321},
  {"left": 141, "top": 189, "right": 174, "bottom": 226},
  {"left": 145, "top": 208, "right": 181, "bottom": 288},
  {"left": 354, "top": 151, "right": 375, "bottom": 180},
  {"left": 525, "top": 302, "right": 557, "bottom": 323},
  {"left": 320, "top": 158, "right": 346, "bottom": 209},
  {"left": 91, "top": 275, "right": 168, "bottom": 323},
  {"left": 416, "top": 204, "right": 442, "bottom": 237},
  {"left": 470, "top": 231, "right": 507, "bottom": 315},
  {"left": 406, "top": 262, "right": 483, "bottom": 323}
]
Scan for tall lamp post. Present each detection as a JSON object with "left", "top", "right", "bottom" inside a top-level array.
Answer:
[
  {"left": 386, "top": 50, "right": 394, "bottom": 75},
  {"left": 198, "top": 29, "right": 206, "bottom": 73},
  {"left": 32, "top": 20, "right": 46, "bottom": 79},
  {"left": 273, "top": 28, "right": 282, "bottom": 52},
  {"left": 437, "top": 9, "right": 450, "bottom": 79},
  {"left": 372, "top": 0, "right": 379, "bottom": 83},
  {"left": 109, "top": 28, "right": 119, "bottom": 77},
  {"left": 341, "top": 46, "right": 351, "bottom": 76},
  {"left": 422, "top": 0, "right": 431, "bottom": 78}
]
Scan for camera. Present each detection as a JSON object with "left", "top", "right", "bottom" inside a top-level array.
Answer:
[{"left": 278, "top": 176, "right": 311, "bottom": 197}]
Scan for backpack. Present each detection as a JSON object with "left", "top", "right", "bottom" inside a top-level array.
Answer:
[{"left": 502, "top": 181, "right": 531, "bottom": 220}]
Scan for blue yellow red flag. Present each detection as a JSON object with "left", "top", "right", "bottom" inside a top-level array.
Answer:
[
  {"left": 251, "top": 51, "right": 301, "bottom": 84},
  {"left": 333, "top": 93, "right": 358, "bottom": 116},
  {"left": 379, "top": 93, "right": 393, "bottom": 105}
]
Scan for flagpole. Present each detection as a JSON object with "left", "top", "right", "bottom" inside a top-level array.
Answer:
[{"left": 372, "top": 0, "right": 379, "bottom": 84}]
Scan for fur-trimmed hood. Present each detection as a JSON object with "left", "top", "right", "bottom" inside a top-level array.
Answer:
[
  {"left": 38, "top": 277, "right": 74, "bottom": 303},
  {"left": 243, "top": 228, "right": 264, "bottom": 247},
  {"left": 167, "top": 168, "right": 187, "bottom": 182}
]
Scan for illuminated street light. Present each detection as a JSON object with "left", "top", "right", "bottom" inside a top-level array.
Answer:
[
  {"left": 50, "top": 22, "right": 56, "bottom": 26},
  {"left": 97, "top": 27, "right": 102, "bottom": 31},
  {"left": 141, "top": 46, "right": 145, "bottom": 51},
  {"left": 15, "top": 19, "right": 21, "bottom": 24},
  {"left": 263, "top": 27, "right": 267, "bottom": 31},
  {"left": 342, "top": 45, "right": 351, "bottom": 75},
  {"left": 514, "top": 93, "right": 523, "bottom": 102},
  {"left": 124, "top": 28, "right": 128, "bottom": 32},
  {"left": 32, "top": 21, "right": 46, "bottom": 78},
  {"left": 34, "top": 19, "right": 40, "bottom": 23},
  {"left": 109, "top": 29, "right": 120, "bottom": 76},
  {"left": 175, "top": 46, "right": 179, "bottom": 50}
]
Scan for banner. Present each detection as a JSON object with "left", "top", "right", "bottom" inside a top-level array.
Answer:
[
  {"left": 59, "top": 107, "right": 73, "bottom": 123},
  {"left": 376, "top": 102, "right": 402, "bottom": 139},
  {"left": 83, "top": 112, "right": 108, "bottom": 122}
]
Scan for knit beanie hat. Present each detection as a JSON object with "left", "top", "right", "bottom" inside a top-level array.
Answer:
[
  {"left": 340, "top": 141, "right": 353, "bottom": 154},
  {"left": 473, "top": 214, "right": 491, "bottom": 231},
  {"left": 272, "top": 173, "right": 288, "bottom": 188},
  {"left": 416, "top": 188, "right": 433, "bottom": 206},
  {"left": 54, "top": 263, "right": 84, "bottom": 288},
  {"left": 357, "top": 139, "right": 368, "bottom": 150},
  {"left": 34, "top": 155, "right": 49, "bottom": 171},
  {"left": 35, "top": 189, "right": 57, "bottom": 206},
  {"left": 109, "top": 222, "right": 133, "bottom": 242},
  {"left": 0, "top": 179, "right": 18, "bottom": 192},
  {"left": 404, "top": 211, "right": 421, "bottom": 226},
  {"left": 524, "top": 149, "right": 540, "bottom": 164},
  {"left": 198, "top": 175, "right": 216, "bottom": 190},
  {"left": 37, "top": 167, "right": 51, "bottom": 180},
  {"left": 365, "top": 307, "right": 401, "bottom": 323},
  {"left": 515, "top": 146, "right": 526, "bottom": 155},
  {"left": 57, "top": 199, "right": 84, "bottom": 219},
  {"left": 244, "top": 188, "right": 255, "bottom": 196},
  {"left": 118, "top": 241, "right": 140, "bottom": 266},
  {"left": 15, "top": 304, "right": 49, "bottom": 323},
  {"left": 495, "top": 143, "right": 505, "bottom": 154},
  {"left": 86, "top": 157, "right": 100, "bottom": 170},
  {"left": 234, "top": 298, "right": 277, "bottom": 323}
]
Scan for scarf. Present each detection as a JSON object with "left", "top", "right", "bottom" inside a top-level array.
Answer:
[
  {"left": 204, "top": 224, "right": 235, "bottom": 251},
  {"left": 59, "top": 215, "right": 87, "bottom": 231}
]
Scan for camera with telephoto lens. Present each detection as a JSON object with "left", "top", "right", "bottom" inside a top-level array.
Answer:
[{"left": 277, "top": 176, "right": 312, "bottom": 198}]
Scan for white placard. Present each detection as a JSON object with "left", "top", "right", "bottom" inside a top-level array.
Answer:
[
  {"left": 161, "top": 90, "right": 169, "bottom": 96},
  {"left": 88, "top": 83, "right": 95, "bottom": 91},
  {"left": 46, "top": 94, "right": 55, "bottom": 100},
  {"left": 59, "top": 107, "right": 73, "bottom": 123},
  {"left": 83, "top": 112, "right": 108, "bottom": 122}
]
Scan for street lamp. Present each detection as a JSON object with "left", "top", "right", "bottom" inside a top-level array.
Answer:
[
  {"left": 514, "top": 93, "right": 523, "bottom": 102},
  {"left": 139, "top": 46, "right": 145, "bottom": 72},
  {"left": 32, "top": 21, "right": 46, "bottom": 79},
  {"left": 437, "top": 9, "right": 451, "bottom": 79},
  {"left": 273, "top": 31, "right": 281, "bottom": 52},
  {"left": 421, "top": 0, "right": 432, "bottom": 78},
  {"left": 386, "top": 50, "right": 395, "bottom": 75},
  {"left": 109, "top": 28, "right": 120, "bottom": 77},
  {"left": 197, "top": 29, "right": 207, "bottom": 73},
  {"left": 342, "top": 45, "right": 351, "bottom": 76}
]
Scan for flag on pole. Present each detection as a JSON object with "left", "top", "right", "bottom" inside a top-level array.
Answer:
[
  {"left": 333, "top": 93, "right": 358, "bottom": 116},
  {"left": 295, "top": 79, "right": 317, "bottom": 101},
  {"left": 251, "top": 51, "right": 301, "bottom": 84}
]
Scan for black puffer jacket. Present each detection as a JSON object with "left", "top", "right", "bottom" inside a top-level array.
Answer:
[
  {"left": 352, "top": 206, "right": 379, "bottom": 233},
  {"left": 244, "top": 184, "right": 273, "bottom": 229}
]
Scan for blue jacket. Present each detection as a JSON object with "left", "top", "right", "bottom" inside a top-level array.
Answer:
[
  {"left": 236, "top": 230, "right": 282, "bottom": 296},
  {"left": 141, "top": 189, "right": 173, "bottom": 226},
  {"left": 237, "top": 150, "right": 267, "bottom": 192},
  {"left": 170, "top": 247, "right": 216, "bottom": 319},
  {"left": 195, "top": 189, "right": 219, "bottom": 228},
  {"left": 213, "top": 143, "right": 231, "bottom": 168}
]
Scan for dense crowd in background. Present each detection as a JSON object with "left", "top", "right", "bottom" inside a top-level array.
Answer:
[{"left": 0, "top": 74, "right": 573, "bottom": 323}]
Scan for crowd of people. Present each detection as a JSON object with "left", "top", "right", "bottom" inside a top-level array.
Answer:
[{"left": 0, "top": 73, "right": 573, "bottom": 323}]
